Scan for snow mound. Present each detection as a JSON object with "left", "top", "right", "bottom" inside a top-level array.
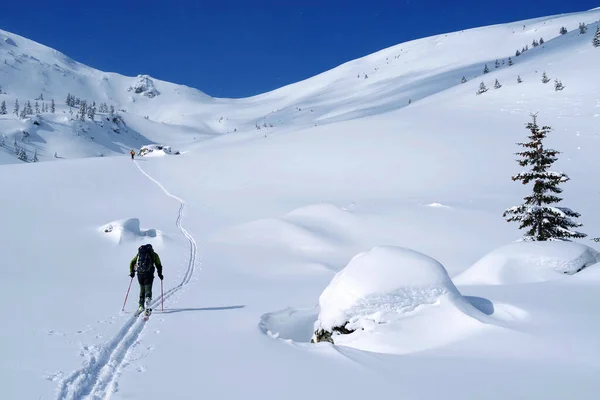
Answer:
[
  {"left": 127, "top": 74, "right": 160, "bottom": 98},
  {"left": 454, "top": 241, "right": 600, "bottom": 285},
  {"left": 100, "top": 218, "right": 161, "bottom": 244},
  {"left": 210, "top": 203, "right": 359, "bottom": 275},
  {"left": 261, "top": 246, "right": 493, "bottom": 354}
]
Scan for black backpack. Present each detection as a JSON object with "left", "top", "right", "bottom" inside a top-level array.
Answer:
[{"left": 136, "top": 244, "right": 154, "bottom": 275}]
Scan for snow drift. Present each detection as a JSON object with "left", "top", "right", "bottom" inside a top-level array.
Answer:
[
  {"left": 101, "top": 218, "right": 161, "bottom": 245},
  {"left": 454, "top": 241, "right": 600, "bottom": 285},
  {"left": 263, "top": 246, "right": 493, "bottom": 355}
]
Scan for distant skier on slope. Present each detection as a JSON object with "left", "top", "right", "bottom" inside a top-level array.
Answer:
[
  {"left": 130, "top": 244, "right": 163, "bottom": 315},
  {"left": 130, "top": 150, "right": 135, "bottom": 160}
]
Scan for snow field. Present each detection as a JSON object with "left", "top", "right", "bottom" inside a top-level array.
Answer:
[{"left": 2, "top": 6, "right": 600, "bottom": 400}]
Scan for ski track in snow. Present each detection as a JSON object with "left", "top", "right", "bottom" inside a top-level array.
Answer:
[{"left": 55, "top": 160, "right": 199, "bottom": 400}]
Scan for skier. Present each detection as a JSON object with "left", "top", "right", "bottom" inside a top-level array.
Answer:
[
  {"left": 129, "top": 244, "right": 163, "bottom": 315},
  {"left": 130, "top": 150, "right": 135, "bottom": 160}
]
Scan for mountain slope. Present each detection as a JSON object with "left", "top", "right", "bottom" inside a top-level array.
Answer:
[{"left": 2, "top": 8, "right": 600, "bottom": 163}]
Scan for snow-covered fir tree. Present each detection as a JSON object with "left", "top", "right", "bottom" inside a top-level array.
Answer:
[
  {"left": 495, "top": 59, "right": 500, "bottom": 68},
  {"left": 13, "top": 99, "right": 19, "bottom": 116},
  {"left": 109, "top": 105, "right": 115, "bottom": 116},
  {"left": 554, "top": 79, "right": 565, "bottom": 91},
  {"left": 494, "top": 79, "right": 502, "bottom": 89},
  {"left": 476, "top": 82, "right": 488, "bottom": 95},
  {"left": 579, "top": 22, "right": 588, "bottom": 34},
  {"left": 503, "top": 114, "right": 586, "bottom": 241},
  {"left": 508, "top": 57, "right": 514, "bottom": 66},
  {"left": 532, "top": 39, "right": 539, "bottom": 47},
  {"left": 515, "top": 49, "right": 521, "bottom": 56},
  {"left": 483, "top": 64, "right": 489, "bottom": 74},
  {"left": 24, "top": 101, "right": 33, "bottom": 115},
  {"left": 541, "top": 72, "right": 550, "bottom": 83},
  {"left": 539, "top": 37, "right": 544, "bottom": 45},
  {"left": 51, "top": 99, "right": 55, "bottom": 113},
  {"left": 0, "top": 101, "right": 6, "bottom": 115},
  {"left": 87, "top": 102, "right": 96, "bottom": 120},
  {"left": 560, "top": 26, "right": 568, "bottom": 35},
  {"left": 32, "top": 148, "right": 38, "bottom": 162},
  {"left": 593, "top": 26, "right": 600, "bottom": 47},
  {"left": 79, "top": 100, "right": 87, "bottom": 121},
  {"left": 517, "top": 75, "right": 523, "bottom": 83},
  {"left": 35, "top": 101, "right": 40, "bottom": 114},
  {"left": 461, "top": 76, "right": 467, "bottom": 83}
]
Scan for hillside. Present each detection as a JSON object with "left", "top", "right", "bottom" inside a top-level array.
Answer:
[
  {"left": 2, "top": 8, "right": 600, "bottom": 163},
  {"left": 2, "top": 7, "right": 600, "bottom": 400}
]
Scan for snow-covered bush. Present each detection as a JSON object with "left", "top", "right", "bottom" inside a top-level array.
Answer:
[
  {"left": 454, "top": 241, "right": 600, "bottom": 285},
  {"left": 127, "top": 74, "right": 160, "bottom": 98},
  {"left": 310, "top": 246, "right": 485, "bottom": 353}
]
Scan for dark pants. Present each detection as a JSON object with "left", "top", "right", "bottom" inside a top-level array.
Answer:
[{"left": 137, "top": 274, "right": 154, "bottom": 307}]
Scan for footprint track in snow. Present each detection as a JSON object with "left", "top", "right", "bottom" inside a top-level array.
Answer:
[{"left": 54, "top": 161, "right": 200, "bottom": 400}]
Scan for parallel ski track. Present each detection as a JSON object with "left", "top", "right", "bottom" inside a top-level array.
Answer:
[{"left": 55, "top": 161, "right": 199, "bottom": 400}]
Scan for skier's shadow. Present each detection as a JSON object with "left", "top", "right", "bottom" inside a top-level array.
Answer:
[{"left": 160, "top": 305, "right": 245, "bottom": 314}]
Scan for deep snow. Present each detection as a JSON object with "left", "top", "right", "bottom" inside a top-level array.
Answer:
[{"left": 1, "top": 6, "right": 600, "bottom": 400}]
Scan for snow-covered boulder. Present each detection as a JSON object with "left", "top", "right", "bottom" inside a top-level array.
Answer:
[
  {"left": 127, "top": 74, "right": 160, "bottom": 98},
  {"left": 454, "top": 241, "right": 600, "bottom": 285},
  {"left": 3, "top": 37, "right": 17, "bottom": 47},
  {"left": 310, "top": 246, "right": 488, "bottom": 354},
  {"left": 138, "top": 144, "right": 176, "bottom": 157}
]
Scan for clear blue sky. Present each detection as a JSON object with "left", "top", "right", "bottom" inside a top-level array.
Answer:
[{"left": 1, "top": 0, "right": 597, "bottom": 98}]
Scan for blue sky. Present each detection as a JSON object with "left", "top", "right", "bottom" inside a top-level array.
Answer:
[{"left": 1, "top": 0, "right": 597, "bottom": 98}]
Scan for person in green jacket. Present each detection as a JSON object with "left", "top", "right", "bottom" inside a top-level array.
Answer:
[{"left": 130, "top": 243, "right": 163, "bottom": 314}]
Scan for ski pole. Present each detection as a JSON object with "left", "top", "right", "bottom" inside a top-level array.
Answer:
[
  {"left": 161, "top": 279, "right": 164, "bottom": 312},
  {"left": 122, "top": 276, "right": 134, "bottom": 312}
]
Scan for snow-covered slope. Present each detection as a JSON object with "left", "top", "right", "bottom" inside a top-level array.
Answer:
[
  {"left": 2, "top": 8, "right": 600, "bottom": 163},
  {"left": 2, "top": 7, "right": 600, "bottom": 400}
]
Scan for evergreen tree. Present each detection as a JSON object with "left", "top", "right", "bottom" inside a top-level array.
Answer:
[
  {"left": 503, "top": 114, "right": 585, "bottom": 241},
  {"left": 476, "top": 82, "right": 488, "bottom": 95},
  {"left": 539, "top": 37, "right": 544, "bottom": 45},
  {"left": 542, "top": 72, "right": 550, "bottom": 83},
  {"left": 35, "top": 101, "right": 40, "bottom": 114},
  {"left": 508, "top": 57, "right": 514, "bottom": 66},
  {"left": 483, "top": 64, "right": 489, "bottom": 74},
  {"left": 579, "top": 22, "right": 587, "bottom": 34},
  {"left": 560, "top": 26, "right": 568, "bottom": 35},
  {"left": 51, "top": 99, "right": 55, "bottom": 113},
  {"left": 25, "top": 101, "right": 33, "bottom": 115},
  {"left": 0, "top": 101, "right": 6, "bottom": 115},
  {"left": 494, "top": 79, "right": 502, "bottom": 89},
  {"left": 461, "top": 76, "right": 467, "bottom": 83},
  {"left": 554, "top": 79, "right": 565, "bottom": 91},
  {"left": 66, "top": 93, "right": 71, "bottom": 107},
  {"left": 79, "top": 100, "right": 87, "bottom": 121},
  {"left": 495, "top": 59, "right": 500, "bottom": 68},
  {"left": 32, "top": 148, "right": 38, "bottom": 162},
  {"left": 516, "top": 49, "right": 521, "bottom": 57},
  {"left": 87, "top": 102, "right": 96, "bottom": 120},
  {"left": 593, "top": 26, "right": 600, "bottom": 47},
  {"left": 13, "top": 99, "right": 19, "bottom": 116},
  {"left": 532, "top": 39, "right": 539, "bottom": 47},
  {"left": 109, "top": 105, "right": 115, "bottom": 116},
  {"left": 517, "top": 75, "right": 523, "bottom": 83}
]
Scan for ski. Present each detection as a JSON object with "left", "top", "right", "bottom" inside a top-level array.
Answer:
[{"left": 143, "top": 308, "right": 152, "bottom": 321}]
